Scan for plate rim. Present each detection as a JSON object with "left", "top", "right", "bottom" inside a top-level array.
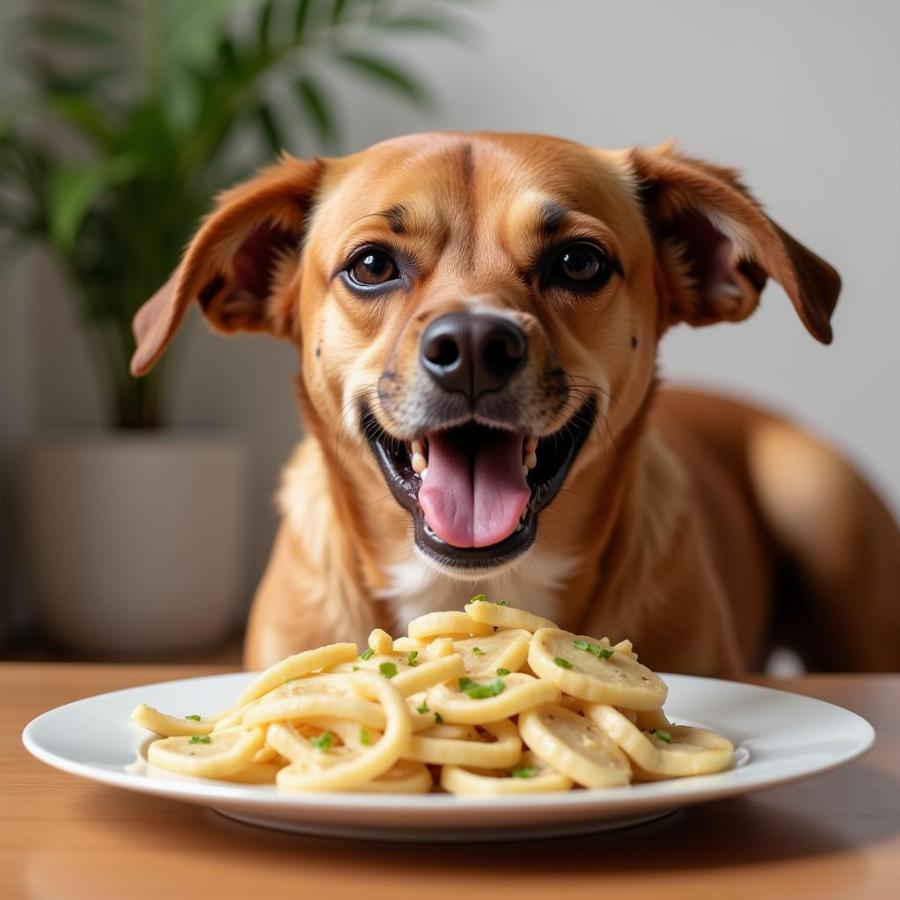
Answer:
[{"left": 22, "top": 671, "right": 876, "bottom": 817}]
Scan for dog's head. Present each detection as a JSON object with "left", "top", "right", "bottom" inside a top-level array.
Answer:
[{"left": 132, "top": 132, "right": 839, "bottom": 577}]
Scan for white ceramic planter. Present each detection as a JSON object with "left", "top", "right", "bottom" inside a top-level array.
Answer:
[{"left": 24, "top": 434, "right": 248, "bottom": 655}]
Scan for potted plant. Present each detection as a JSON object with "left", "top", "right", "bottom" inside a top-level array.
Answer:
[{"left": 1, "top": 0, "right": 466, "bottom": 654}]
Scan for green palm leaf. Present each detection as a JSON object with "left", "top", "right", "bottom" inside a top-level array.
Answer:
[
  {"left": 44, "top": 94, "right": 114, "bottom": 148},
  {"left": 294, "top": 0, "right": 313, "bottom": 39},
  {"left": 296, "top": 74, "right": 338, "bottom": 150},
  {"left": 256, "top": 102, "right": 287, "bottom": 156},
  {"left": 258, "top": 0, "right": 276, "bottom": 53},
  {"left": 330, "top": 0, "right": 352, "bottom": 25},
  {"left": 337, "top": 50, "right": 430, "bottom": 105},
  {"left": 374, "top": 11, "right": 471, "bottom": 41},
  {"left": 47, "top": 155, "right": 139, "bottom": 249}
]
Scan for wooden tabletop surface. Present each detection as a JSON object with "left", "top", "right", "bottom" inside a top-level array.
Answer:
[{"left": 2, "top": 664, "right": 898, "bottom": 900}]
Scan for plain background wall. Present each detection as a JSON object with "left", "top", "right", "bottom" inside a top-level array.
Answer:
[{"left": 4, "top": 0, "right": 899, "bottom": 627}]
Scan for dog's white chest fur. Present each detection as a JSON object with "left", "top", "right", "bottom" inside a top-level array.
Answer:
[{"left": 377, "top": 549, "right": 577, "bottom": 629}]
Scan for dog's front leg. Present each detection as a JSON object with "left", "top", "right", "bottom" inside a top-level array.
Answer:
[{"left": 243, "top": 520, "right": 383, "bottom": 670}]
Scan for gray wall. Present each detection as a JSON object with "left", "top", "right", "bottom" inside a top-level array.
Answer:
[{"left": 4, "top": 0, "right": 899, "bottom": 628}]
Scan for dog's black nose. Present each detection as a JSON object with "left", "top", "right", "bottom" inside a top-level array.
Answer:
[{"left": 420, "top": 312, "right": 527, "bottom": 402}]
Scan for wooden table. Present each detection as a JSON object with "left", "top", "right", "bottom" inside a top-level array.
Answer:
[{"left": 2, "top": 665, "right": 897, "bottom": 900}]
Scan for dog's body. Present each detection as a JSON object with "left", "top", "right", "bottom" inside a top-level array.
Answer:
[
  {"left": 131, "top": 132, "right": 900, "bottom": 675},
  {"left": 245, "top": 386, "right": 899, "bottom": 676}
]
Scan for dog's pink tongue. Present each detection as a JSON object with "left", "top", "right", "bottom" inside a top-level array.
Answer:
[{"left": 419, "top": 430, "right": 530, "bottom": 548}]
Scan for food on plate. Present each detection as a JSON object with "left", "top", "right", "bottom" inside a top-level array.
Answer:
[{"left": 132, "top": 599, "right": 734, "bottom": 793}]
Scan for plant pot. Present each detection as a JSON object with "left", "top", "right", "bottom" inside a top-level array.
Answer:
[{"left": 24, "top": 433, "right": 248, "bottom": 655}]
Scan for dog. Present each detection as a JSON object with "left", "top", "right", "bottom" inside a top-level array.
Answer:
[{"left": 131, "top": 132, "right": 899, "bottom": 676}]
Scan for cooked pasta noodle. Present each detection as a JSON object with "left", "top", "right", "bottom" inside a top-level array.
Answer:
[{"left": 132, "top": 599, "right": 734, "bottom": 793}]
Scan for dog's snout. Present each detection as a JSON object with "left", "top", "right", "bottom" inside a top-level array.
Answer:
[{"left": 420, "top": 312, "right": 527, "bottom": 401}]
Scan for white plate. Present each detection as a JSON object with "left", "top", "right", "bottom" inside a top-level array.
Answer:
[{"left": 22, "top": 672, "right": 874, "bottom": 841}]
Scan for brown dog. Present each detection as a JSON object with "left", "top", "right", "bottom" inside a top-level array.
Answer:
[{"left": 131, "top": 132, "right": 899, "bottom": 676}]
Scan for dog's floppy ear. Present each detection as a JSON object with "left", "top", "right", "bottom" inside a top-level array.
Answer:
[
  {"left": 130, "top": 154, "right": 323, "bottom": 376},
  {"left": 629, "top": 143, "right": 840, "bottom": 344}
]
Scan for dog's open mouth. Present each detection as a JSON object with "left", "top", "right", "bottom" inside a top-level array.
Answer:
[{"left": 363, "top": 397, "right": 597, "bottom": 569}]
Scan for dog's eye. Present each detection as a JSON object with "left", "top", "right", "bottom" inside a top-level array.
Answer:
[
  {"left": 548, "top": 242, "right": 614, "bottom": 290},
  {"left": 346, "top": 248, "right": 399, "bottom": 287}
]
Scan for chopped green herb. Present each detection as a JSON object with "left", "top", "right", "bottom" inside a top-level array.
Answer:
[
  {"left": 468, "top": 594, "right": 509, "bottom": 607},
  {"left": 189, "top": 735, "right": 211, "bottom": 744},
  {"left": 416, "top": 700, "right": 429, "bottom": 715},
  {"left": 185, "top": 714, "right": 202, "bottom": 721},
  {"left": 471, "top": 647, "right": 485, "bottom": 656},
  {"left": 407, "top": 650, "right": 419, "bottom": 667},
  {"left": 458, "top": 676, "right": 505, "bottom": 699},
  {"left": 379, "top": 661, "right": 398, "bottom": 679},
  {"left": 510, "top": 766, "right": 537, "bottom": 779},
  {"left": 573, "top": 638, "right": 614, "bottom": 660},
  {"left": 496, "top": 667, "right": 511, "bottom": 676},
  {"left": 359, "top": 728, "right": 372, "bottom": 746},
  {"left": 352, "top": 666, "right": 360, "bottom": 672},
  {"left": 554, "top": 657, "right": 573, "bottom": 669},
  {"left": 651, "top": 728, "right": 673, "bottom": 744},
  {"left": 360, "top": 648, "right": 375, "bottom": 660},
  {"left": 434, "top": 712, "right": 444, "bottom": 724},
  {"left": 310, "top": 732, "right": 333, "bottom": 752},
  {"left": 282, "top": 677, "right": 298, "bottom": 685}
]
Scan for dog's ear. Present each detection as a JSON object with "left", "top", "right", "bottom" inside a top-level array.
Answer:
[
  {"left": 629, "top": 143, "right": 840, "bottom": 343},
  {"left": 130, "top": 154, "right": 323, "bottom": 376}
]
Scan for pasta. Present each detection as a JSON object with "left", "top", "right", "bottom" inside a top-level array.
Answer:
[{"left": 132, "top": 599, "right": 735, "bottom": 794}]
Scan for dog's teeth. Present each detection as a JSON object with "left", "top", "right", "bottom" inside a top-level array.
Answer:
[
  {"left": 522, "top": 465, "right": 529, "bottom": 477},
  {"left": 421, "top": 466, "right": 428, "bottom": 482},
  {"left": 411, "top": 439, "right": 424, "bottom": 457},
  {"left": 525, "top": 436, "right": 538, "bottom": 453},
  {"left": 411, "top": 452, "right": 427, "bottom": 474},
  {"left": 524, "top": 451, "right": 537, "bottom": 470}
]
